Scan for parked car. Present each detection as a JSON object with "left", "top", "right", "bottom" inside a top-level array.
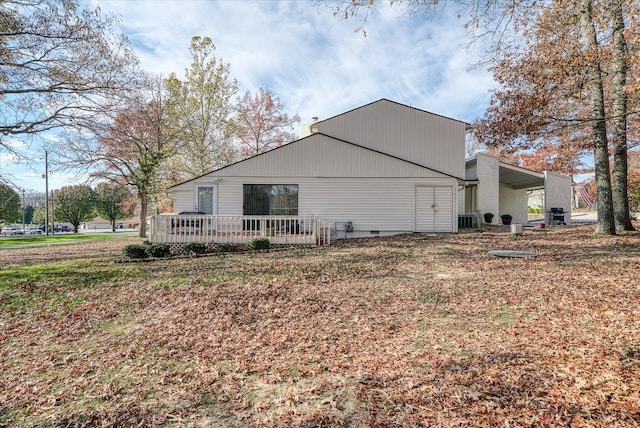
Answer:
[
  {"left": 26, "top": 226, "right": 43, "bottom": 235},
  {"left": 55, "top": 224, "right": 73, "bottom": 232},
  {"left": 1, "top": 226, "right": 24, "bottom": 236}
]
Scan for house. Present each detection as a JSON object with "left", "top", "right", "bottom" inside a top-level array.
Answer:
[
  {"left": 151, "top": 99, "right": 468, "bottom": 246},
  {"left": 80, "top": 216, "right": 135, "bottom": 231},
  {"left": 149, "top": 99, "right": 572, "bottom": 247}
]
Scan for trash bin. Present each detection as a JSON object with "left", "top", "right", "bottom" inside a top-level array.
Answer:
[{"left": 510, "top": 223, "right": 522, "bottom": 235}]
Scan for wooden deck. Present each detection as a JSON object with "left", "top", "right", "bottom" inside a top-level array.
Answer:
[{"left": 148, "top": 215, "right": 331, "bottom": 247}]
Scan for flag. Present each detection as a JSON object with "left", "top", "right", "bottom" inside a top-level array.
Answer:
[{"left": 580, "top": 182, "right": 594, "bottom": 209}]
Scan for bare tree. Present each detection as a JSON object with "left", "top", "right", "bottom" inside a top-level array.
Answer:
[
  {"left": 233, "top": 88, "right": 300, "bottom": 158},
  {"left": 0, "top": 0, "right": 137, "bottom": 160}
]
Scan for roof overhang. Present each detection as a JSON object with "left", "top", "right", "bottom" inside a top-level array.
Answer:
[
  {"left": 499, "top": 163, "right": 545, "bottom": 190},
  {"left": 465, "top": 154, "right": 546, "bottom": 190}
]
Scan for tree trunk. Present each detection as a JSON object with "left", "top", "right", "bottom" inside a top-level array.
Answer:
[
  {"left": 579, "top": 0, "right": 615, "bottom": 235},
  {"left": 138, "top": 189, "right": 148, "bottom": 238},
  {"left": 611, "top": 2, "right": 634, "bottom": 231}
]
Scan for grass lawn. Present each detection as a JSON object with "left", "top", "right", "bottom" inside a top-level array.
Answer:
[
  {"left": 1, "top": 225, "right": 639, "bottom": 427},
  {"left": 0, "top": 232, "right": 138, "bottom": 248}
]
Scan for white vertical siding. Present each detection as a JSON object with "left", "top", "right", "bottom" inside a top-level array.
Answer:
[
  {"left": 213, "top": 176, "right": 458, "bottom": 234},
  {"left": 301, "top": 178, "right": 416, "bottom": 232},
  {"left": 317, "top": 100, "right": 466, "bottom": 178},
  {"left": 211, "top": 135, "right": 448, "bottom": 179},
  {"left": 173, "top": 188, "right": 194, "bottom": 213},
  {"left": 457, "top": 186, "right": 465, "bottom": 216}
]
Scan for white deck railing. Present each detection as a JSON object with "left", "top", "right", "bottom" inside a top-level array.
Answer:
[{"left": 149, "top": 214, "right": 331, "bottom": 247}]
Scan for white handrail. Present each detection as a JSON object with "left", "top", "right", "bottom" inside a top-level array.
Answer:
[{"left": 149, "top": 214, "right": 331, "bottom": 247}]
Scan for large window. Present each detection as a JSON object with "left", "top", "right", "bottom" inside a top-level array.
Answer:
[{"left": 243, "top": 184, "right": 298, "bottom": 216}]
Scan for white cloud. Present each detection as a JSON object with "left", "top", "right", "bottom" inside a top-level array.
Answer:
[{"left": 93, "top": 0, "right": 494, "bottom": 123}]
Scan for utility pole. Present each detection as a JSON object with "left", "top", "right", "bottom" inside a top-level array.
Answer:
[
  {"left": 21, "top": 189, "right": 25, "bottom": 233},
  {"left": 43, "top": 150, "right": 50, "bottom": 236},
  {"left": 51, "top": 189, "right": 55, "bottom": 236}
]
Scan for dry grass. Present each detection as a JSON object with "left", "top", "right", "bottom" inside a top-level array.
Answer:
[{"left": 1, "top": 225, "right": 639, "bottom": 427}]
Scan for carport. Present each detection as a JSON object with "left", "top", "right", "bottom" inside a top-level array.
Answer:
[{"left": 463, "top": 153, "right": 572, "bottom": 225}]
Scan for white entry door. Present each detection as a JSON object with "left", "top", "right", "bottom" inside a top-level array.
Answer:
[
  {"left": 415, "top": 186, "right": 454, "bottom": 232},
  {"left": 195, "top": 185, "right": 217, "bottom": 214},
  {"left": 195, "top": 185, "right": 217, "bottom": 232}
]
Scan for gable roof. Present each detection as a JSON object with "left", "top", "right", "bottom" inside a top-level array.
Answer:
[
  {"left": 169, "top": 99, "right": 468, "bottom": 190},
  {"left": 169, "top": 132, "right": 463, "bottom": 190},
  {"left": 311, "top": 98, "right": 467, "bottom": 179},
  {"left": 314, "top": 98, "right": 470, "bottom": 128}
]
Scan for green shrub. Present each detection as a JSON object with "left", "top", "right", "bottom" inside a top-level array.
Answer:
[
  {"left": 183, "top": 242, "right": 207, "bottom": 255},
  {"left": 122, "top": 244, "right": 149, "bottom": 259},
  {"left": 146, "top": 243, "right": 170, "bottom": 258},
  {"left": 247, "top": 237, "right": 270, "bottom": 251},
  {"left": 217, "top": 242, "right": 235, "bottom": 252}
]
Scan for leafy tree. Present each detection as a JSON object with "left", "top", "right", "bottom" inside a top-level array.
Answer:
[
  {"left": 32, "top": 198, "right": 55, "bottom": 230},
  {"left": 54, "top": 185, "right": 95, "bottom": 232},
  {"left": 165, "top": 36, "right": 238, "bottom": 180},
  {"left": 32, "top": 202, "right": 47, "bottom": 225},
  {"left": 483, "top": 148, "right": 520, "bottom": 166},
  {"left": 64, "top": 75, "right": 183, "bottom": 237},
  {"left": 233, "top": 88, "right": 300, "bottom": 158},
  {"left": 473, "top": 0, "right": 637, "bottom": 233},
  {"left": 94, "top": 182, "right": 134, "bottom": 232},
  {"left": 0, "top": 0, "right": 138, "bottom": 168},
  {"left": 577, "top": 0, "right": 615, "bottom": 233},
  {"left": 23, "top": 205, "right": 34, "bottom": 224},
  {"left": 0, "top": 184, "right": 20, "bottom": 222},
  {"left": 519, "top": 139, "right": 589, "bottom": 178}
]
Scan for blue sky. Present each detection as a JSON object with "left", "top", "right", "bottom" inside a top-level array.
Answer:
[{"left": 3, "top": 0, "right": 495, "bottom": 194}]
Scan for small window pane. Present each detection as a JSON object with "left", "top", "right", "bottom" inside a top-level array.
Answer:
[{"left": 271, "top": 185, "right": 298, "bottom": 215}]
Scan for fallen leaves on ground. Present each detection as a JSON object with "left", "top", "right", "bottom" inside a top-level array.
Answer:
[{"left": 1, "top": 225, "right": 639, "bottom": 427}]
